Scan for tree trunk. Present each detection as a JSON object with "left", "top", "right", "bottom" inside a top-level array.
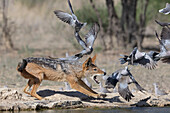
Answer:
[
  {"left": 137, "top": 0, "right": 149, "bottom": 50},
  {"left": 106, "top": 0, "right": 118, "bottom": 49},
  {"left": 120, "top": 0, "right": 138, "bottom": 48},
  {"left": 90, "top": 0, "right": 149, "bottom": 51},
  {"left": 2, "top": 0, "right": 14, "bottom": 50}
]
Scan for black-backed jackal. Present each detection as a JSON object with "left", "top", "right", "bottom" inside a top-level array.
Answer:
[{"left": 17, "top": 55, "right": 106, "bottom": 100}]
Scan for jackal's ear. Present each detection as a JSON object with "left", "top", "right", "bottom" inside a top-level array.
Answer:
[
  {"left": 92, "top": 54, "right": 97, "bottom": 64},
  {"left": 86, "top": 57, "right": 92, "bottom": 66},
  {"left": 83, "top": 57, "right": 92, "bottom": 69}
]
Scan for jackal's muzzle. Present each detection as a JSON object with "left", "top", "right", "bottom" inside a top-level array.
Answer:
[{"left": 91, "top": 72, "right": 106, "bottom": 84}]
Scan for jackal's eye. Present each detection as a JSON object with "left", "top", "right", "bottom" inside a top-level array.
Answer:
[{"left": 93, "top": 68, "right": 97, "bottom": 71}]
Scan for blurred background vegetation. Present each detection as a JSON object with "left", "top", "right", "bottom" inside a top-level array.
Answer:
[{"left": 0, "top": 0, "right": 169, "bottom": 52}]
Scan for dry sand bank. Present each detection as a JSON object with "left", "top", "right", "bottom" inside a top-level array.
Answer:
[{"left": 0, "top": 86, "right": 170, "bottom": 111}]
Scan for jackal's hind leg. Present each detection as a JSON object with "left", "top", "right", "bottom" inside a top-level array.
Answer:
[
  {"left": 30, "top": 74, "right": 44, "bottom": 100},
  {"left": 30, "top": 83, "right": 43, "bottom": 100}
]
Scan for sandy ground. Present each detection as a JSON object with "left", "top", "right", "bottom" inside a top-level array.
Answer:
[{"left": 0, "top": 85, "right": 170, "bottom": 111}]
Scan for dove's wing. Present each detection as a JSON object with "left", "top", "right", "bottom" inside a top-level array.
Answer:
[
  {"left": 105, "top": 76, "right": 118, "bottom": 89},
  {"left": 136, "top": 54, "right": 157, "bottom": 70},
  {"left": 118, "top": 76, "right": 134, "bottom": 102},
  {"left": 159, "top": 3, "right": 170, "bottom": 15},
  {"left": 85, "top": 23, "right": 100, "bottom": 48},
  {"left": 160, "top": 27, "right": 170, "bottom": 50},
  {"left": 127, "top": 71, "right": 146, "bottom": 92},
  {"left": 54, "top": 10, "right": 76, "bottom": 26}
]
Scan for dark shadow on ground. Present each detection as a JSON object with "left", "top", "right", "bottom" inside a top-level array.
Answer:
[
  {"left": 109, "top": 96, "right": 124, "bottom": 103},
  {"left": 37, "top": 89, "right": 124, "bottom": 103},
  {"left": 130, "top": 96, "right": 151, "bottom": 107},
  {"left": 37, "top": 89, "right": 88, "bottom": 98}
]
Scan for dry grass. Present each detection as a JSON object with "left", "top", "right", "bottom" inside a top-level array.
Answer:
[{"left": 0, "top": 0, "right": 169, "bottom": 94}]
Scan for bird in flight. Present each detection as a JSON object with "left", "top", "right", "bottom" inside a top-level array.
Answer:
[
  {"left": 49, "top": 23, "right": 100, "bottom": 61},
  {"left": 74, "top": 23, "right": 100, "bottom": 58},
  {"left": 155, "top": 20, "right": 170, "bottom": 30},
  {"left": 54, "top": 0, "right": 87, "bottom": 32},
  {"left": 119, "top": 47, "right": 159, "bottom": 70},
  {"left": 155, "top": 27, "right": 170, "bottom": 64},
  {"left": 153, "top": 83, "right": 168, "bottom": 96},
  {"left": 105, "top": 67, "right": 145, "bottom": 101},
  {"left": 159, "top": 3, "right": 170, "bottom": 15},
  {"left": 99, "top": 82, "right": 111, "bottom": 93}
]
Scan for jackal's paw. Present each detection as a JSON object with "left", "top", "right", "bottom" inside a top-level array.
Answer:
[{"left": 98, "top": 93, "right": 107, "bottom": 98}]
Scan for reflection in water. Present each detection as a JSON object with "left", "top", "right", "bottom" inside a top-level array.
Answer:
[{"left": 0, "top": 107, "right": 170, "bottom": 113}]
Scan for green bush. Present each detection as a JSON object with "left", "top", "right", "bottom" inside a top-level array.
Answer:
[
  {"left": 75, "top": 4, "right": 108, "bottom": 31},
  {"left": 137, "top": 0, "right": 170, "bottom": 24},
  {"left": 75, "top": 0, "right": 170, "bottom": 29}
]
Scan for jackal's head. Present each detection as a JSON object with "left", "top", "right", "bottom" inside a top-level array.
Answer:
[{"left": 82, "top": 55, "right": 106, "bottom": 84}]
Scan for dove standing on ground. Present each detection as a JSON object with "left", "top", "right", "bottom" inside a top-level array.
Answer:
[
  {"left": 119, "top": 47, "right": 159, "bottom": 69},
  {"left": 65, "top": 52, "right": 69, "bottom": 58},
  {"left": 105, "top": 67, "right": 145, "bottom": 101},
  {"left": 153, "top": 83, "right": 168, "bottom": 96},
  {"left": 159, "top": 3, "right": 170, "bottom": 15},
  {"left": 54, "top": 0, "right": 86, "bottom": 32}
]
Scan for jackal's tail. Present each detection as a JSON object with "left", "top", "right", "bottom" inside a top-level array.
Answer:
[{"left": 17, "top": 59, "right": 27, "bottom": 72}]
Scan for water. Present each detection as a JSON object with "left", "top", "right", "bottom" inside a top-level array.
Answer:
[{"left": 1, "top": 107, "right": 170, "bottom": 113}]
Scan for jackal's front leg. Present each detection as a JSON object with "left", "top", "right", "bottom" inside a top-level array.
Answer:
[
  {"left": 23, "top": 84, "right": 30, "bottom": 95},
  {"left": 67, "top": 77, "right": 106, "bottom": 98}
]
